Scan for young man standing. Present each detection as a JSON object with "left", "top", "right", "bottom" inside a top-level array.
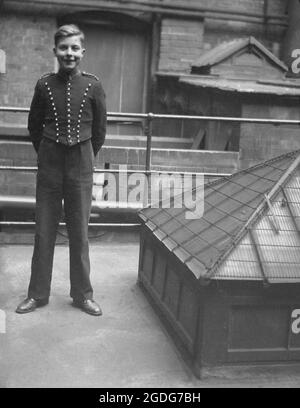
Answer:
[{"left": 16, "top": 24, "right": 106, "bottom": 316}]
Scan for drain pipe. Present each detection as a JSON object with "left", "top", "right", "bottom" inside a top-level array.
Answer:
[
  {"left": 282, "top": 0, "right": 300, "bottom": 77},
  {"left": 0, "top": 195, "right": 143, "bottom": 213}
]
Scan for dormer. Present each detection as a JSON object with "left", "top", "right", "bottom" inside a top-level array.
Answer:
[{"left": 191, "top": 37, "right": 288, "bottom": 80}]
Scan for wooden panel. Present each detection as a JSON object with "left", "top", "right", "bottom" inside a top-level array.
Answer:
[
  {"left": 227, "top": 349, "right": 289, "bottom": 362},
  {"left": 206, "top": 92, "right": 241, "bottom": 151},
  {"left": 234, "top": 52, "right": 263, "bottom": 67},
  {"left": 212, "top": 64, "right": 283, "bottom": 79},
  {"left": 82, "top": 25, "right": 121, "bottom": 110},
  {"left": 200, "top": 291, "right": 229, "bottom": 366},
  {"left": 152, "top": 251, "right": 167, "bottom": 298},
  {"left": 98, "top": 146, "right": 239, "bottom": 172},
  {"left": 191, "top": 128, "right": 205, "bottom": 149},
  {"left": 104, "top": 135, "right": 193, "bottom": 149},
  {"left": 178, "top": 284, "right": 199, "bottom": 342},
  {"left": 0, "top": 136, "right": 237, "bottom": 172},
  {"left": 163, "top": 266, "right": 181, "bottom": 318},
  {"left": 141, "top": 242, "right": 154, "bottom": 283},
  {"left": 240, "top": 101, "right": 300, "bottom": 167},
  {"left": 122, "top": 31, "right": 149, "bottom": 112},
  {"left": 81, "top": 23, "right": 148, "bottom": 136},
  {"left": 227, "top": 302, "right": 300, "bottom": 363},
  {"left": 139, "top": 262, "right": 195, "bottom": 355},
  {"left": 228, "top": 305, "right": 290, "bottom": 350},
  {"left": 0, "top": 171, "right": 36, "bottom": 196}
]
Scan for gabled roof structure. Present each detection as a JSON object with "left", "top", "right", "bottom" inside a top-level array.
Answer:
[
  {"left": 139, "top": 150, "right": 300, "bottom": 284},
  {"left": 191, "top": 36, "right": 288, "bottom": 72},
  {"left": 172, "top": 36, "right": 300, "bottom": 96},
  {"left": 157, "top": 37, "right": 300, "bottom": 95}
]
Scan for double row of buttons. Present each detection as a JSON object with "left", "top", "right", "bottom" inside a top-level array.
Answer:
[{"left": 45, "top": 80, "right": 93, "bottom": 145}]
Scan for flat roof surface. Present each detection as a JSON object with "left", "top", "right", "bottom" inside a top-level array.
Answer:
[
  {"left": 179, "top": 76, "right": 300, "bottom": 96},
  {"left": 1, "top": 238, "right": 300, "bottom": 388}
]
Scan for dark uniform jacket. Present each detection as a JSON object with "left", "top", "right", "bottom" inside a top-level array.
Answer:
[{"left": 28, "top": 70, "right": 106, "bottom": 156}]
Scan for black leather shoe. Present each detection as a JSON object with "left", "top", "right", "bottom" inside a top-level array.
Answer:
[
  {"left": 16, "top": 297, "right": 48, "bottom": 314},
  {"left": 73, "top": 299, "right": 102, "bottom": 316}
]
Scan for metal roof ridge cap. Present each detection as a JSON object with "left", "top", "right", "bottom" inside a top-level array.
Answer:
[
  {"left": 264, "top": 152, "right": 300, "bottom": 202},
  {"left": 248, "top": 228, "right": 270, "bottom": 285},
  {"left": 205, "top": 149, "right": 300, "bottom": 189},
  {"left": 191, "top": 38, "right": 249, "bottom": 68},
  {"left": 249, "top": 37, "right": 288, "bottom": 72},
  {"left": 204, "top": 227, "right": 251, "bottom": 281}
]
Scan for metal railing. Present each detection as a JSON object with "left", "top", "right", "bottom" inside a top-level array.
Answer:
[
  {"left": 1, "top": 107, "right": 299, "bottom": 227},
  {"left": 2, "top": 106, "right": 300, "bottom": 174}
]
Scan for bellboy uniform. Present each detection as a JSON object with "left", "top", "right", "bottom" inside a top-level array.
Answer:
[{"left": 27, "top": 69, "right": 106, "bottom": 304}]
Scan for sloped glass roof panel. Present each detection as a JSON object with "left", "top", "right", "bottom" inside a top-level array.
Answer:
[
  {"left": 214, "top": 260, "right": 262, "bottom": 280},
  {"left": 227, "top": 244, "right": 258, "bottom": 262},
  {"left": 264, "top": 263, "right": 300, "bottom": 281},
  {"left": 257, "top": 215, "right": 300, "bottom": 232}
]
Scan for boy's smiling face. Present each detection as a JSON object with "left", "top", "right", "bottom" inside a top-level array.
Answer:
[{"left": 53, "top": 35, "right": 85, "bottom": 73}]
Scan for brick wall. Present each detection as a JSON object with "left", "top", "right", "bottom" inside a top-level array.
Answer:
[
  {"left": 239, "top": 97, "right": 300, "bottom": 168},
  {"left": 203, "top": 22, "right": 285, "bottom": 60},
  {"left": 158, "top": 18, "right": 204, "bottom": 72},
  {"left": 157, "top": 0, "right": 287, "bottom": 72},
  {"left": 164, "top": 0, "right": 286, "bottom": 15},
  {"left": 0, "top": 13, "right": 56, "bottom": 125}
]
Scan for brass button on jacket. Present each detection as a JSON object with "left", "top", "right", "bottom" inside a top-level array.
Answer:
[{"left": 28, "top": 70, "right": 107, "bottom": 155}]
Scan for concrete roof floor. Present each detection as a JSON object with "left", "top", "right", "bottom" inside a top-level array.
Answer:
[{"left": 1, "top": 236, "right": 300, "bottom": 388}]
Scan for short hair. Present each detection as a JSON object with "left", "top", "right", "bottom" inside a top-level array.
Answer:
[{"left": 54, "top": 24, "right": 85, "bottom": 46}]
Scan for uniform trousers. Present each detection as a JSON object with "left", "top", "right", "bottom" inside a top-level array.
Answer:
[{"left": 28, "top": 137, "right": 94, "bottom": 302}]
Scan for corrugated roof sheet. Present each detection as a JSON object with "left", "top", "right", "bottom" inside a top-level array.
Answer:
[
  {"left": 139, "top": 150, "right": 300, "bottom": 284},
  {"left": 191, "top": 36, "right": 287, "bottom": 72},
  {"left": 179, "top": 77, "right": 300, "bottom": 96}
]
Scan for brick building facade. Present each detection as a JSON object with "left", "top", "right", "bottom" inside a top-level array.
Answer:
[
  {"left": 0, "top": 13, "right": 55, "bottom": 124},
  {"left": 0, "top": 0, "right": 297, "bottom": 168},
  {"left": 0, "top": 0, "right": 288, "bottom": 120}
]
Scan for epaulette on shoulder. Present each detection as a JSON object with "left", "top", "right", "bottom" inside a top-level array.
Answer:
[
  {"left": 40, "top": 72, "right": 55, "bottom": 79},
  {"left": 82, "top": 71, "right": 99, "bottom": 81}
]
